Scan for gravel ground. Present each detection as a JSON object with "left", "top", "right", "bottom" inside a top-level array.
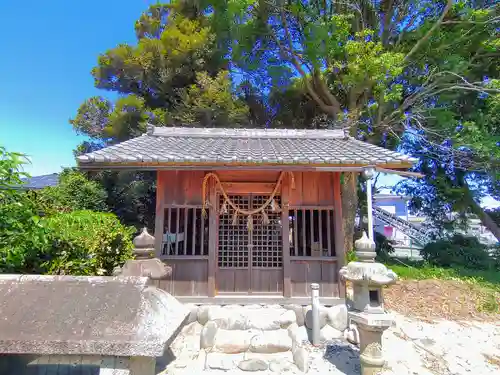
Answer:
[{"left": 159, "top": 312, "right": 500, "bottom": 375}]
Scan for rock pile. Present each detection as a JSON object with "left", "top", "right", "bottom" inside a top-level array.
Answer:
[{"left": 164, "top": 303, "right": 350, "bottom": 374}]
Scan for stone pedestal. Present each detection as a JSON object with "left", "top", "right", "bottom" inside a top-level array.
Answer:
[{"left": 349, "top": 312, "right": 393, "bottom": 375}]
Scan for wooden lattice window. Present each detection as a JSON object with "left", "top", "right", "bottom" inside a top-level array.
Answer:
[
  {"left": 289, "top": 208, "right": 335, "bottom": 257},
  {"left": 218, "top": 195, "right": 282, "bottom": 268},
  {"left": 162, "top": 206, "right": 209, "bottom": 256}
]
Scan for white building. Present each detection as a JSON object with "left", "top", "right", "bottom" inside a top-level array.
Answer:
[{"left": 372, "top": 192, "right": 498, "bottom": 259}]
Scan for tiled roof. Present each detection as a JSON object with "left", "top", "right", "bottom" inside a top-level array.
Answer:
[
  {"left": 77, "top": 126, "right": 417, "bottom": 168},
  {"left": 20, "top": 173, "right": 59, "bottom": 190}
]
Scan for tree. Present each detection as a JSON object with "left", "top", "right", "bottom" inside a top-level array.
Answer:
[
  {"left": 35, "top": 169, "right": 108, "bottom": 213},
  {"left": 200, "top": 0, "right": 500, "bottom": 246},
  {"left": 70, "top": 2, "right": 252, "bottom": 228},
  {"left": 71, "top": 2, "right": 249, "bottom": 144}
]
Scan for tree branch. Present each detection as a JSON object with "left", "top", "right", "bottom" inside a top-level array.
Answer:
[{"left": 404, "top": 0, "right": 453, "bottom": 61}]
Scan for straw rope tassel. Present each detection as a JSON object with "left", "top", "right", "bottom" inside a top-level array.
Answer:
[
  {"left": 220, "top": 198, "right": 228, "bottom": 214},
  {"left": 201, "top": 171, "right": 287, "bottom": 229},
  {"left": 261, "top": 211, "right": 269, "bottom": 225},
  {"left": 247, "top": 215, "right": 253, "bottom": 232},
  {"left": 232, "top": 211, "right": 239, "bottom": 226}
]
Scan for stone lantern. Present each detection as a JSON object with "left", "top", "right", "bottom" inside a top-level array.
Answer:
[
  {"left": 114, "top": 228, "right": 172, "bottom": 280},
  {"left": 339, "top": 232, "right": 398, "bottom": 375}
]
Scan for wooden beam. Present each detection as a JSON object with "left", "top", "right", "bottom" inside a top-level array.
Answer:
[
  {"left": 221, "top": 182, "right": 277, "bottom": 194},
  {"left": 208, "top": 178, "right": 217, "bottom": 297},
  {"left": 154, "top": 171, "right": 165, "bottom": 257},
  {"left": 332, "top": 172, "right": 346, "bottom": 298},
  {"left": 281, "top": 177, "right": 291, "bottom": 298}
]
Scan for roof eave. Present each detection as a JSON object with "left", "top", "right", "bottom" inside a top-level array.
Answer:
[{"left": 77, "top": 160, "right": 415, "bottom": 172}]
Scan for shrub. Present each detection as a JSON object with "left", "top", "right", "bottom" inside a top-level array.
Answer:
[
  {"left": 37, "top": 169, "right": 108, "bottom": 213},
  {"left": 420, "top": 234, "right": 496, "bottom": 270},
  {"left": 0, "top": 146, "right": 48, "bottom": 273},
  {"left": 41, "top": 210, "right": 134, "bottom": 275},
  {"left": 0, "top": 192, "right": 49, "bottom": 273}
]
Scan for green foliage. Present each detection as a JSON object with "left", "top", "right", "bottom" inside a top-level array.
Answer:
[
  {"left": 41, "top": 211, "right": 134, "bottom": 276},
  {"left": 420, "top": 235, "right": 498, "bottom": 270},
  {"left": 0, "top": 145, "right": 132, "bottom": 276},
  {"left": 0, "top": 146, "right": 47, "bottom": 273},
  {"left": 174, "top": 71, "right": 249, "bottom": 127},
  {"left": 36, "top": 169, "right": 108, "bottom": 213},
  {"left": 0, "top": 146, "right": 30, "bottom": 191}
]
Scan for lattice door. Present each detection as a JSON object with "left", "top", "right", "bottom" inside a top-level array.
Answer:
[{"left": 217, "top": 195, "right": 283, "bottom": 293}]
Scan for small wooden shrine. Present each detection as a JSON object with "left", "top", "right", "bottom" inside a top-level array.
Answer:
[{"left": 78, "top": 126, "right": 415, "bottom": 304}]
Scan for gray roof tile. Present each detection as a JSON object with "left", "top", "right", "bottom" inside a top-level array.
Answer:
[{"left": 77, "top": 126, "right": 417, "bottom": 167}]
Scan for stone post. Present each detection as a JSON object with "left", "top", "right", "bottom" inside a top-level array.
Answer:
[
  {"left": 362, "top": 167, "right": 375, "bottom": 241},
  {"left": 339, "top": 232, "right": 398, "bottom": 375},
  {"left": 310, "top": 283, "right": 320, "bottom": 346}
]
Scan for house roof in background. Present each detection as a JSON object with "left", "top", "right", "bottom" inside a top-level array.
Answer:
[
  {"left": 374, "top": 193, "right": 411, "bottom": 201},
  {"left": 77, "top": 126, "right": 417, "bottom": 169},
  {"left": 20, "top": 173, "right": 59, "bottom": 190}
]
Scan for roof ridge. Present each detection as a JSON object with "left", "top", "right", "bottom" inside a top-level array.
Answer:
[{"left": 146, "top": 125, "right": 348, "bottom": 139}]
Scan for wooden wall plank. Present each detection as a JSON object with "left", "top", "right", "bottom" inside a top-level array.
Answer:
[
  {"left": 183, "top": 171, "right": 205, "bottom": 205},
  {"left": 318, "top": 172, "right": 334, "bottom": 205},
  {"left": 289, "top": 172, "right": 302, "bottom": 206},
  {"left": 216, "top": 170, "right": 280, "bottom": 182},
  {"left": 222, "top": 182, "right": 276, "bottom": 194},
  {"left": 157, "top": 260, "right": 208, "bottom": 296},
  {"left": 301, "top": 172, "right": 319, "bottom": 205},
  {"left": 174, "top": 171, "right": 184, "bottom": 204},
  {"left": 251, "top": 269, "right": 283, "bottom": 293},
  {"left": 290, "top": 260, "right": 339, "bottom": 298}
]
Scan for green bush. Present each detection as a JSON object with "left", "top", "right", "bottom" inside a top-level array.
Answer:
[
  {"left": 420, "top": 235, "right": 496, "bottom": 270},
  {"left": 0, "top": 146, "right": 48, "bottom": 273},
  {"left": 0, "top": 192, "right": 49, "bottom": 273},
  {"left": 41, "top": 210, "right": 134, "bottom": 276},
  {"left": 37, "top": 169, "right": 108, "bottom": 213}
]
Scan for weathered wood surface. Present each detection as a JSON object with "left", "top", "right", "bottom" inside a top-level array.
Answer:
[
  {"left": 156, "top": 170, "right": 344, "bottom": 298},
  {"left": 152, "top": 259, "right": 209, "bottom": 296},
  {"left": 158, "top": 170, "right": 338, "bottom": 207},
  {"left": 290, "top": 260, "right": 339, "bottom": 297}
]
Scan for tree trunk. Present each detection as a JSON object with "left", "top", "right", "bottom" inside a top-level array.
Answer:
[
  {"left": 467, "top": 194, "right": 500, "bottom": 242},
  {"left": 341, "top": 172, "right": 359, "bottom": 253}
]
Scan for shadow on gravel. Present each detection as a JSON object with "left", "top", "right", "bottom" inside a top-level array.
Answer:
[{"left": 323, "top": 339, "right": 361, "bottom": 375}]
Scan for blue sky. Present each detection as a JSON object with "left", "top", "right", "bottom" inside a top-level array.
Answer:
[
  {"left": 0, "top": 0, "right": 156, "bottom": 176},
  {"left": 1, "top": 1, "right": 498, "bottom": 209}
]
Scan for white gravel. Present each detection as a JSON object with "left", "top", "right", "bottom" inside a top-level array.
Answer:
[{"left": 159, "top": 312, "right": 500, "bottom": 375}]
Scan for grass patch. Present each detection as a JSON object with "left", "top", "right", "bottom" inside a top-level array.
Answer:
[{"left": 385, "top": 258, "right": 500, "bottom": 314}]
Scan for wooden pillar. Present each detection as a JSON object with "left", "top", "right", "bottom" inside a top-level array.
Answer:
[
  {"left": 332, "top": 172, "right": 346, "bottom": 298},
  {"left": 281, "top": 176, "right": 291, "bottom": 298},
  {"left": 154, "top": 171, "right": 165, "bottom": 258},
  {"left": 208, "top": 178, "right": 217, "bottom": 297}
]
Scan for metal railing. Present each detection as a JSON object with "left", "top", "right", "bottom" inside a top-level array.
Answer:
[{"left": 373, "top": 206, "right": 431, "bottom": 246}]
